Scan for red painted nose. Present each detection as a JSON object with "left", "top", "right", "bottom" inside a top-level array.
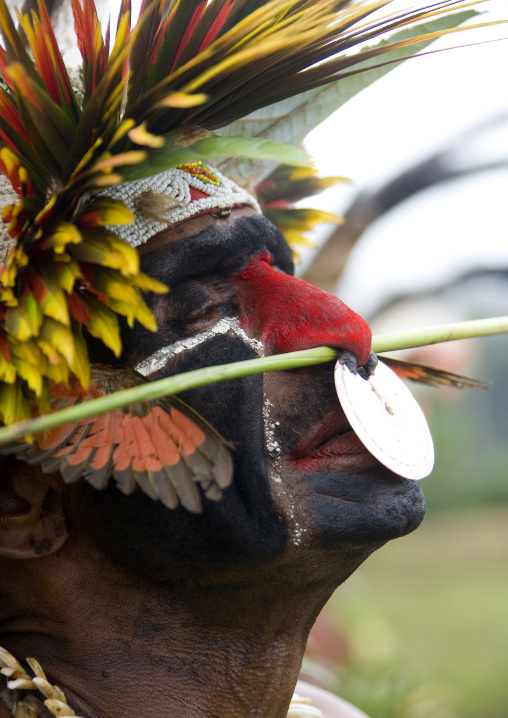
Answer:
[{"left": 235, "top": 253, "right": 372, "bottom": 366}]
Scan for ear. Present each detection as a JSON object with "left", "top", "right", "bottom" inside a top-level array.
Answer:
[{"left": 0, "top": 458, "right": 69, "bottom": 559}]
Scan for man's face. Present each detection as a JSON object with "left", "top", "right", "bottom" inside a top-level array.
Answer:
[{"left": 91, "top": 208, "right": 425, "bottom": 579}]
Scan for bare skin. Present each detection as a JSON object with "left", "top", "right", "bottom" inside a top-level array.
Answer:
[
  {"left": 0, "top": 207, "right": 425, "bottom": 718},
  {"left": 0, "top": 462, "right": 377, "bottom": 718}
]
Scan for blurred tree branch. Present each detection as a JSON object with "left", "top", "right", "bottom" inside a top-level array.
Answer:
[{"left": 302, "top": 112, "right": 508, "bottom": 292}]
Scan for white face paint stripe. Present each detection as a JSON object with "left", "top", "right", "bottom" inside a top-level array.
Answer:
[{"left": 134, "top": 317, "right": 264, "bottom": 377}]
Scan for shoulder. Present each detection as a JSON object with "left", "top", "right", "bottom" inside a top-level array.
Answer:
[{"left": 292, "top": 680, "right": 370, "bottom": 718}]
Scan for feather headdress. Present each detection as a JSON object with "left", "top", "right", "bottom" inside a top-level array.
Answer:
[{"left": 0, "top": 0, "right": 494, "bottom": 424}]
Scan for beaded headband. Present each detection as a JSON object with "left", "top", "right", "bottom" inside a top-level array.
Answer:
[{"left": 97, "top": 162, "right": 260, "bottom": 248}]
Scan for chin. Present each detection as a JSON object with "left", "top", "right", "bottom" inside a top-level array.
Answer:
[{"left": 283, "top": 461, "right": 426, "bottom": 547}]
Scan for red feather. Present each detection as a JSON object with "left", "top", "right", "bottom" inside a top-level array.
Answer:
[
  {"left": 0, "top": 92, "right": 28, "bottom": 142},
  {"left": 0, "top": 330, "right": 10, "bottom": 363},
  {"left": 34, "top": 0, "right": 73, "bottom": 105},
  {"left": 67, "top": 293, "right": 90, "bottom": 326},
  {"left": 171, "top": 1, "right": 207, "bottom": 71},
  {"left": 197, "top": 0, "right": 235, "bottom": 53}
]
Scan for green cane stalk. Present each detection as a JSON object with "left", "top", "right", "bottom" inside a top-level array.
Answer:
[
  {"left": 372, "top": 315, "right": 508, "bottom": 353},
  {"left": 0, "top": 315, "right": 507, "bottom": 444}
]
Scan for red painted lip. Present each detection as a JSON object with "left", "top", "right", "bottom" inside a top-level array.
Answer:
[
  {"left": 289, "top": 408, "right": 355, "bottom": 459},
  {"left": 285, "top": 407, "right": 378, "bottom": 472}
]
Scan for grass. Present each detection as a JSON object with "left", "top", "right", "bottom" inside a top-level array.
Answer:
[{"left": 307, "top": 506, "right": 508, "bottom": 718}]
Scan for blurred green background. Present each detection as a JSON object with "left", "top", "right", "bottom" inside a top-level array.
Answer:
[{"left": 303, "top": 334, "right": 508, "bottom": 718}]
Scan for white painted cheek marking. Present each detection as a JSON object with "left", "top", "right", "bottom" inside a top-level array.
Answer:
[
  {"left": 135, "top": 317, "right": 264, "bottom": 377},
  {"left": 263, "top": 395, "right": 308, "bottom": 547},
  {"left": 263, "top": 395, "right": 282, "bottom": 464}
]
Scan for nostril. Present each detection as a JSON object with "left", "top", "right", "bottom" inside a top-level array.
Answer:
[
  {"left": 338, "top": 351, "right": 378, "bottom": 380},
  {"left": 363, "top": 351, "right": 379, "bottom": 378},
  {"left": 338, "top": 351, "right": 359, "bottom": 375}
]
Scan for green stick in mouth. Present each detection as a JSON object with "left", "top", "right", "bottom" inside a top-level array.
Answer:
[{"left": 0, "top": 315, "right": 507, "bottom": 444}]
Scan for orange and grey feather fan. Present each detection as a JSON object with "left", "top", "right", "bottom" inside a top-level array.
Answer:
[{"left": 0, "top": 365, "right": 234, "bottom": 514}]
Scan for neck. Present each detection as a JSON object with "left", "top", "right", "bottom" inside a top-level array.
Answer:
[{"left": 1, "top": 558, "right": 337, "bottom": 718}]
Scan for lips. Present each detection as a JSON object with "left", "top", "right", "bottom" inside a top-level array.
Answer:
[
  {"left": 290, "top": 409, "right": 351, "bottom": 458},
  {"left": 285, "top": 404, "right": 378, "bottom": 472}
]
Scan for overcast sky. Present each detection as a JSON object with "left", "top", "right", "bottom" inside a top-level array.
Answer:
[{"left": 302, "top": 1, "right": 508, "bottom": 317}]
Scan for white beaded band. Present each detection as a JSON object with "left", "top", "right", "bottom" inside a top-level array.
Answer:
[
  {"left": 97, "top": 162, "right": 260, "bottom": 247},
  {"left": 0, "top": 175, "right": 19, "bottom": 264}
]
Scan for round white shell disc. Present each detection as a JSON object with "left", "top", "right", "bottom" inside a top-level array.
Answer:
[{"left": 334, "top": 359, "right": 434, "bottom": 480}]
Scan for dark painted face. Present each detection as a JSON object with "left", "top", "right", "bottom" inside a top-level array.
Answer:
[{"left": 89, "top": 208, "right": 425, "bottom": 580}]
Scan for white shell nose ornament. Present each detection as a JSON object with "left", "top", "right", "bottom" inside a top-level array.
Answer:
[{"left": 334, "top": 358, "right": 434, "bottom": 480}]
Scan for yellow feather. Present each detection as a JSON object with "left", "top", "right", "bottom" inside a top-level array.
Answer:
[
  {"left": 43, "top": 222, "right": 83, "bottom": 253},
  {"left": 56, "top": 261, "right": 82, "bottom": 294},
  {"left": 110, "top": 119, "right": 137, "bottom": 147},
  {"left": 39, "top": 267, "right": 70, "bottom": 326},
  {"left": 39, "top": 318, "right": 75, "bottom": 366},
  {"left": 104, "top": 235, "right": 140, "bottom": 276},
  {"left": 108, "top": 297, "right": 158, "bottom": 332},
  {"left": 0, "top": 355, "right": 17, "bottom": 384},
  {"left": 0, "top": 288, "right": 18, "bottom": 308},
  {"left": 128, "top": 122, "right": 165, "bottom": 148},
  {"left": 5, "top": 305, "right": 35, "bottom": 341},
  {"left": 2, "top": 246, "right": 29, "bottom": 288},
  {"left": 283, "top": 230, "right": 316, "bottom": 248},
  {"left": 132, "top": 272, "right": 169, "bottom": 294},
  {"left": 0, "top": 382, "right": 30, "bottom": 424},
  {"left": 12, "top": 356, "right": 43, "bottom": 396},
  {"left": 85, "top": 297, "right": 122, "bottom": 356},
  {"left": 11, "top": 339, "right": 46, "bottom": 367},
  {"left": 156, "top": 92, "right": 208, "bottom": 109},
  {"left": 69, "top": 322, "right": 90, "bottom": 388},
  {"left": 35, "top": 194, "right": 58, "bottom": 225},
  {"left": 80, "top": 198, "right": 134, "bottom": 227},
  {"left": 43, "top": 360, "right": 69, "bottom": 385}
]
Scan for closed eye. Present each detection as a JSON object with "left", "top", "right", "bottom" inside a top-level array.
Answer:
[
  {"left": 168, "top": 277, "right": 235, "bottom": 326},
  {"left": 185, "top": 300, "right": 221, "bottom": 322}
]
